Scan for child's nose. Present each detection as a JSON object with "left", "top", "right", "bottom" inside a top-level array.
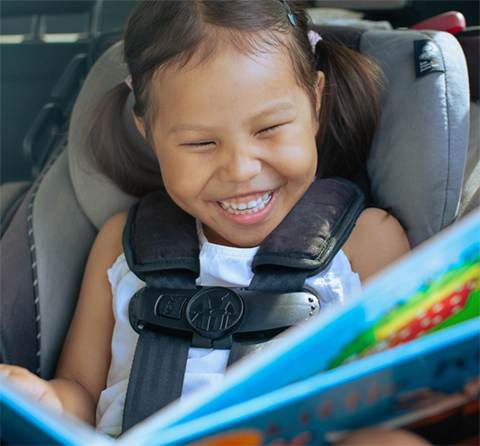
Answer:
[{"left": 217, "top": 144, "right": 262, "bottom": 183}]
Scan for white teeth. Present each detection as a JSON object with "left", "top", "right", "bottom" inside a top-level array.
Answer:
[{"left": 219, "top": 190, "right": 273, "bottom": 215}]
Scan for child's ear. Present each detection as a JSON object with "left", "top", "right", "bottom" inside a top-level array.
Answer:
[
  {"left": 133, "top": 111, "right": 147, "bottom": 140},
  {"left": 315, "top": 71, "right": 325, "bottom": 116}
]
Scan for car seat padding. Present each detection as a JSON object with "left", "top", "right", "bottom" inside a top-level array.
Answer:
[{"left": 363, "top": 29, "right": 469, "bottom": 247}]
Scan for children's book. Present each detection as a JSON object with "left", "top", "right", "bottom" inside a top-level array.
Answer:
[{"left": 1, "top": 210, "right": 479, "bottom": 446}]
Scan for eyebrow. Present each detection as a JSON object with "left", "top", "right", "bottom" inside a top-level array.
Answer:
[
  {"left": 251, "top": 101, "right": 296, "bottom": 122},
  {"left": 168, "top": 101, "right": 296, "bottom": 136}
]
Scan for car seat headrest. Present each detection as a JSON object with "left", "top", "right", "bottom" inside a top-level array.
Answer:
[
  {"left": 69, "top": 42, "right": 142, "bottom": 231},
  {"left": 68, "top": 31, "right": 469, "bottom": 248},
  {"left": 362, "top": 29, "right": 469, "bottom": 247}
]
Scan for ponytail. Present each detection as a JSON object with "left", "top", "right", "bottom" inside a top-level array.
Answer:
[
  {"left": 85, "top": 83, "right": 163, "bottom": 197},
  {"left": 314, "top": 41, "right": 386, "bottom": 180}
]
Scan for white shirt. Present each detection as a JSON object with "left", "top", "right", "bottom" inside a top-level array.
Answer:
[{"left": 96, "top": 223, "right": 361, "bottom": 436}]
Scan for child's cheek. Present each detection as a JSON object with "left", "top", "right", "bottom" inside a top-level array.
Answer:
[{"left": 273, "top": 136, "right": 318, "bottom": 182}]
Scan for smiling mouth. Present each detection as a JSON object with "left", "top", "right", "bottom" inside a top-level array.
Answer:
[{"left": 218, "top": 191, "right": 274, "bottom": 215}]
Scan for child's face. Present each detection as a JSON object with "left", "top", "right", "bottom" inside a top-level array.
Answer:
[{"left": 138, "top": 46, "right": 323, "bottom": 248}]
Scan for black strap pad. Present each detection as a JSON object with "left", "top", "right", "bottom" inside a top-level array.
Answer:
[
  {"left": 123, "top": 188, "right": 199, "bottom": 288},
  {"left": 252, "top": 178, "right": 365, "bottom": 276}
]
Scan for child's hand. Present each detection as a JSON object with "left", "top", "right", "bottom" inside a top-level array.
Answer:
[{"left": 0, "top": 364, "right": 64, "bottom": 414}]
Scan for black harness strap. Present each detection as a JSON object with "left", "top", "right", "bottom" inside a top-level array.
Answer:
[
  {"left": 121, "top": 179, "right": 365, "bottom": 432},
  {"left": 248, "top": 268, "right": 309, "bottom": 293},
  {"left": 226, "top": 337, "right": 283, "bottom": 368},
  {"left": 122, "top": 330, "right": 191, "bottom": 432},
  {"left": 122, "top": 193, "right": 198, "bottom": 432}
]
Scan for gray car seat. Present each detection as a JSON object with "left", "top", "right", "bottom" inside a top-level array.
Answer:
[{"left": 0, "top": 25, "right": 470, "bottom": 380}]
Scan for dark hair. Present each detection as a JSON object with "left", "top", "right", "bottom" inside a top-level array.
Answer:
[
  {"left": 314, "top": 41, "right": 385, "bottom": 179},
  {"left": 86, "top": 0, "right": 385, "bottom": 197}
]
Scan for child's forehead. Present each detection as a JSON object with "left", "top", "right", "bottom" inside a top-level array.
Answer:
[
  {"left": 157, "top": 44, "right": 296, "bottom": 96},
  {"left": 154, "top": 27, "right": 294, "bottom": 82},
  {"left": 153, "top": 43, "right": 298, "bottom": 105}
]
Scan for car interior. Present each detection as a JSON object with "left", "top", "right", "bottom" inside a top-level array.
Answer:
[{"left": 0, "top": 0, "right": 479, "bottom": 442}]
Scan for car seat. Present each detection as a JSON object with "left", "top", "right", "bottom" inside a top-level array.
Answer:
[{"left": 0, "top": 24, "right": 470, "bottom": 381}]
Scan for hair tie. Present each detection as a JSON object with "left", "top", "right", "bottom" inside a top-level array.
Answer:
[
  {"left": 125, "top": 75, "right": 133, "bottom": 91},
  {"left": 308, "top": 30, "right": 322, "bottom": 53}
]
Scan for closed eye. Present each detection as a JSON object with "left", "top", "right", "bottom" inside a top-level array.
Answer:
[
  {"left": 182, "top": 141, "right": 215, "bottom": 148},
  {"left": 258, "top": 124, "right": 283, "bottom": 136}
]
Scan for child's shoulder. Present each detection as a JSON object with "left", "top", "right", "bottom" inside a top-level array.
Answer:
[
  {"left": 78, "top": 212, "right": 128, "bottom": 301},
  {"left": 102, "top": 211, "right": 128, "bottom": 233},
  {"left": 92, "top": 212, "right": 128, "bottom": 263},
  {"left": 99, "top": 211, "right": 128, "bottom": 241},
  {"left": 343, "top": 207, "right": 410, "bottom": 282}
]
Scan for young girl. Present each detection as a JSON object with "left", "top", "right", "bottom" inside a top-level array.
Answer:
[{"left": 1, "top": 0, "right": 413, "bottom": 440}]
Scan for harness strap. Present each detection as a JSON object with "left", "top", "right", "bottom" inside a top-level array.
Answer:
[
  {"left": 226, "top": 337, "right": 283, "bottom": 367},
  {"left": 122, "top": 195, "right": 198, "bottom": 432},
  {"left": 248, "top": 269, "right": 309, "bottom": 293},
  {"left": 122, "top": 330, "right": 191, "bottom": 432}
]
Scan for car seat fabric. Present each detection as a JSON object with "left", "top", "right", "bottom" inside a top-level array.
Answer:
[
  {"left": 362, "top": 29, "right": 469, "bottom": 248},
  {"left": 32, "top": 151, "right": 97, "bottom": 379},
  {"left": 69, "top": 42, "right": 138, "bottom": 231},
  {"left": 0, "top": 147, "right": 97, "bottom": 378},
  {"left": 0, "top": 181, "right": 31, "bottom": 238}
]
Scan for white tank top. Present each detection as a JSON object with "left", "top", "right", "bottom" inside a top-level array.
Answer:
[{"left": 96, "top": 223, "right": 361, "bottom": 436}]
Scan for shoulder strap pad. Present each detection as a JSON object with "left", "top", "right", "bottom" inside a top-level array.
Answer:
[
  {"left": 123, "top": 188, "right": 199, "bottom": 288},
  {"left": 250, "top": 178, "right": 364, "bottom": 291}
]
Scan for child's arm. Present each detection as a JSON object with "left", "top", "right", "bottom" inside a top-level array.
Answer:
[
  {"left": 343, "top": 208, "right": 411, "bottom": 283},
  {"left": 0, "top": 212, "right": 127, "bottom": 425}
]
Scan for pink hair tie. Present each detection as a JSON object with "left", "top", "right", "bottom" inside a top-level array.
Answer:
[
  {"left": 308, "top": 30, "right": 322, "bottom": 53},
  {"left": 124, "top": 75, "right": 133, "bottom": 91}
]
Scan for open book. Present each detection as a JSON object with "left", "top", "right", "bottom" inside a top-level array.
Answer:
[{"left": 1, "top": 210, "right": 479, "bottom": 446}]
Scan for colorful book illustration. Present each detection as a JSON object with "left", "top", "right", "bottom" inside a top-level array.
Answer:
[
  {"left": 1, "top": 210, "right": 479, "bottom": 446},
  {"left": 329, "top": 246, "right": 479, "bottom": 369}
]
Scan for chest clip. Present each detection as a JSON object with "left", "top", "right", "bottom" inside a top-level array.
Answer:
[{"left": 129, "top": 286, "right": 320, "bottom": 348}]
